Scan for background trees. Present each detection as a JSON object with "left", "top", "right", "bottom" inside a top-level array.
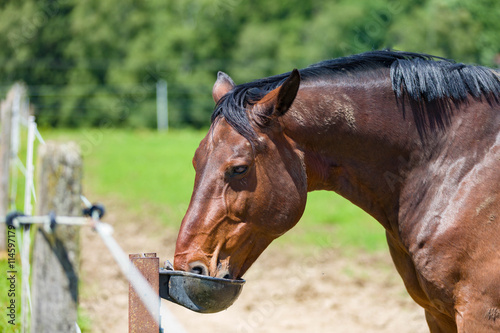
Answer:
[{"left": 0, "top": 0, "right": 498, "bottom": 128}]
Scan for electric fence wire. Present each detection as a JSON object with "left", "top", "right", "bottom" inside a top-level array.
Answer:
[{"left": 3, "top": 108, "right": 184, "bottom": 332}]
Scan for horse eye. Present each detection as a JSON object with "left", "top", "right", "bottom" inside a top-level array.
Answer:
[{"left": 230, "top": 165, "right": 248, "bottom": 177}]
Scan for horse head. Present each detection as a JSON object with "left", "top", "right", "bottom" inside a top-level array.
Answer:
[{"left": 174, "top": 70, "right": 307, "bottom": 279}]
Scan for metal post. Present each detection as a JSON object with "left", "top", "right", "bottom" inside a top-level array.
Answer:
[
  {"left": 129, "top": 253, "right": 160, "bottom": 333},
  {"left": 21, "top": 116, "right": 36, "bottom": 332},
  {"left": 24, "top": 116, "right": 36, "bottom": 216},
  {"left": 156, "top": 80, "right": 168, "bottom": 132}
]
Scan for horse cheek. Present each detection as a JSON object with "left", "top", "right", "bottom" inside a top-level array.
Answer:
[{"left": 224, "top": 184, "right": 251, "bottom": 222}]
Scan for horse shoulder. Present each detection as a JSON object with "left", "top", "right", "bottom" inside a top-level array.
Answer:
[{"left": 399, "top": 130, "right": 500, "bottom": 329}]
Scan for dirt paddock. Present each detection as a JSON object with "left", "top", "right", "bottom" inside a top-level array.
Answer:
[{"left": 79, "top": 201, "right": 428, "bottom": 333}]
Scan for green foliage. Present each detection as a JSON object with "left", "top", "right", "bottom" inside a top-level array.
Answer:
[
  {"left": 387, "top": 0, "right": 499, "bottom": 63},
  {"left": 0, "top": 0, "right": 498, "bottom": 128}
]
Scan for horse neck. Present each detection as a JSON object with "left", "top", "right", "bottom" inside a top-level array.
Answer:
[{"left": 284, "top": 77, "right": 428, "bottom": 234}]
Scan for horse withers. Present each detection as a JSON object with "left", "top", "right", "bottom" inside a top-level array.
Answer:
[{"left": 173, "top": 51, "right": 500, "bottom": 332}]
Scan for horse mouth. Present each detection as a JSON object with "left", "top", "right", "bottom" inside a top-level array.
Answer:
[{"left": 159, "top": 268, "right": 245, "bottom": 313}]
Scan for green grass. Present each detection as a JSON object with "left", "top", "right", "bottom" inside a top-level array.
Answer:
[
  {"left": 279, "top": 191, "right": 387, "bottom": 251},
  {"left": 42, "top": 128, "right": 387, "bottom": 252},
  {"left": 44, "top": 128, "right": 203, "bottom": 227}
]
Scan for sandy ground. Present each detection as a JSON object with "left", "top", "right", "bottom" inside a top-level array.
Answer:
[{"left": 79, "top": 199, "right": 429, "bottom": 333}]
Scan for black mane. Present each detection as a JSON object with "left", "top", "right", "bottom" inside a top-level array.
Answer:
[{"left": 212, "top": 50, "right": 500, "bottom": 139}]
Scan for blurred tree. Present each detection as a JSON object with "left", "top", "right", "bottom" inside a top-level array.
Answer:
[
  {"left": 0, "top": 0, "right": 74, "bottom": 126},
  {"left": 0, "top": 0, "right": 498, "bottom": 128},
  {"left": 387, "top": 0, "right": 500, "bottom": 65}
]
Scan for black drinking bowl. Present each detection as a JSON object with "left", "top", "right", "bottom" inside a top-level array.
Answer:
[{"left": 159, "top": 269, "right": 245, "bottom": 313}]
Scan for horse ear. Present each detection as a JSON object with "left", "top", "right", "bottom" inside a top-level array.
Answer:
[
  {"left": 212, "top": 71, "right": 235, "bottom": 103},
  {"left": 275, "top": 69, "right": 300, "bottom": 116},
  {"left": 258, "top": 69, "right": 301, "bottom": 121}
]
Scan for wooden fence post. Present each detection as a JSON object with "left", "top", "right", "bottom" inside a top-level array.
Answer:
[
  {"left": 129, "top": 253, "right": 160, "bottom": 333},
  {"left": 0, "top": 91, "right": 13, "bottom": 251},
  {"left": 31, "top": 142, "right": 82, "bottom": 333}
]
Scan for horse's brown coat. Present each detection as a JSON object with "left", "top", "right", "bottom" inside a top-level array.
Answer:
[{"left": 174, "top": 52, "right": 500, "bottom": 332}]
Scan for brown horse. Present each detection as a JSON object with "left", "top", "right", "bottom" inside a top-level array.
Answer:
[{"left": 174, "top": 50, "right": 500, "bottom": 332}]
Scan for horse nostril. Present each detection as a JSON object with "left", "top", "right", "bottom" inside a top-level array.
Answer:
[
  {"left": 189, "top": 264, "right": 208, "bottom": 276},
  {"left": 223, "top": 273, "right": 231, "bottom": 280},
  {"left": 191, "top": 266, "right": 203, "bottom": 275}
]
